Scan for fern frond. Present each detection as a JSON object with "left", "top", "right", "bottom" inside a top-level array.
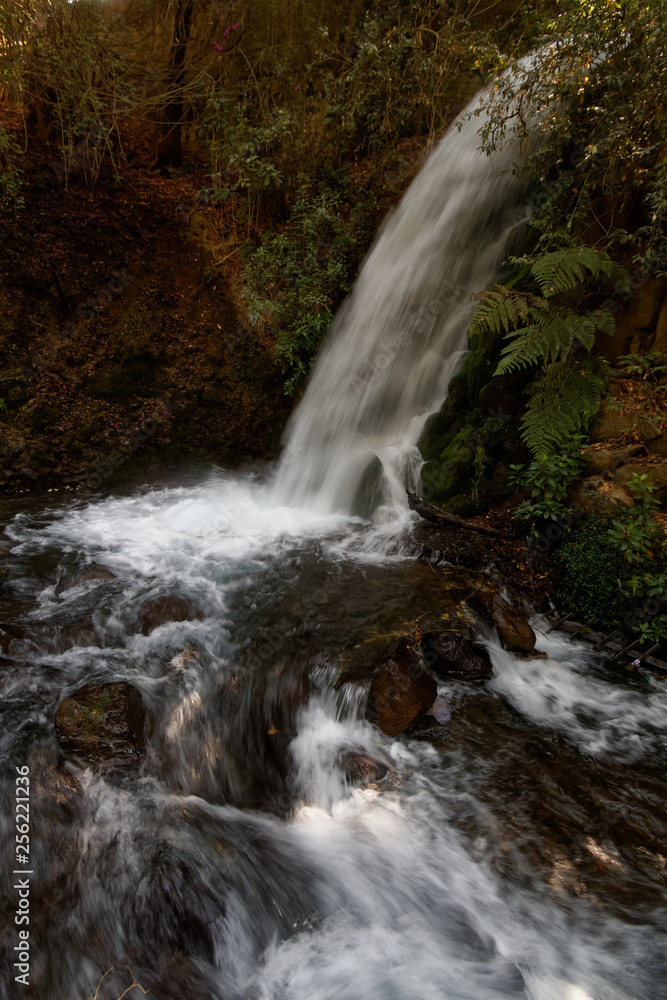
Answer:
[
  {"left": 470, "top": 287, "right": 535, "bottom": 339},
  {"left": 531, "top": 247, "right": 630, "bottom": 298},
  {"left": 520, "top": 356, "right": 610, "bottom": 455}
]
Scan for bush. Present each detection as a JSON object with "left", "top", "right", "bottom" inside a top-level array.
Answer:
[
  {"left": 241, "top": 170, "right": 376, "bottom": 391},
  {"left": 556, "top": 515, "right": 635, "bottom": 628}
]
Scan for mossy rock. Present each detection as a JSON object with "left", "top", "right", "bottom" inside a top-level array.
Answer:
[
  {"left": 351, "top": 455, "right": 385, "bottom": 518},
  {"left": 418, "top": 348, "right": 493, "bottom": 462},
  {"left": 55, "top": 682, "right": 146, "bottom": 767}
]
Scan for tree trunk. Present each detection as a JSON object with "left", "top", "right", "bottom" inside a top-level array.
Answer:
[
  {"left": 406, "top": 491, "right": 508, "bottom": 538},
  {"left": 154, "top": 0, "right": 194, "bottom": 170}
]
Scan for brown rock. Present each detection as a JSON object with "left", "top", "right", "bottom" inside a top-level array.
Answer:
[
  {"left": 615, "top": 461, "right": 667, "bottom": 502},
  {"left": 654, "top": 297, "right": 667, "bottom": 355},
  {"left": 581, "top": 444, "right": 643, "bottom": 475},
  {"left": 139, "top": 595, "right": 203, "bottom": 634},
  {"left": 570, "top": 476, "right": 634, "bottom": 513},
  {"left": 339, "top": 748, "right": 391, "bottom": 785},
  {"left": 419, "top": 631, "right": 492, "bottom": 681},
  {"left": 55, "top": 565, "right": 115, "bottom": 596},
  {"left": 365, "top": 637, "right": 437, "bottom": 737},
  {"left": 468, "top": 586, "right": 536, "bottom": 653},
  {"left": 601, "top": 278, "right": 667, "bottom": 360},
  {"left": 647, "top": 436, "right": 667, "bottom": 457},
  {"left": 55, "top": 682, "right": 146, "bottom": 767},
  {"left": 590, "top": 405, "right": 638, "bottom": 442}
]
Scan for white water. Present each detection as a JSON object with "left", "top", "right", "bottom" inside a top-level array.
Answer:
[
  {"left": 2, "top": 76, "right": 666, "bottom": 1000},
  {"left": 3, "top": 477, "right": 667, "bottom": 998},
  {"left": 272, "top": 85, "right": 529, "bottom": 516}
]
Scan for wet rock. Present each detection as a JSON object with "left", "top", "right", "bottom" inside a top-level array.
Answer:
[
  {"left": 339, "top": 748, "right": 391, "bottom": 785},
  {"left": 515, "top": 649, "right": 549, "bottom": 660},
  {"left": 419, "top": 631, "right": 492, "bottom": 681},
  {"left": 468, "top": 586, "right": 536, "bottom": 653},
  {"left": 55, "top": 682, "right": 146, "bottom": 767},
  {"left": 139, "top": 595, "right": 203, "bottom": 634},
  {"left": 365, "top": 636, "right": 437, "bottom": 737},
  {"left": 60, "top": 623, "right": 99, "bottom": 651},
  {"left": 55, "top": 564, "right": 115, "bottom": 596}
]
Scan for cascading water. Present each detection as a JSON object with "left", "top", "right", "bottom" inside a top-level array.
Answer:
[
  {"left": 272, "top": 86, "right": 529, "bottom": 516},
  {"left": 1, "top": 77, "right": 666, "bottom": 1000}
]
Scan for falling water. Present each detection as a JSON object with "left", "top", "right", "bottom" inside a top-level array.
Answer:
[
  {"left": 2, "top": 75, "right": 666, "bottom": 1000},
  {"left": 272, "top": 84, "right": 530, "bottom": 516}
]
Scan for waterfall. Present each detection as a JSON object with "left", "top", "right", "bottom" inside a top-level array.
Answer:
[{"left": 272, "top": 83, "right": 530, "bottom": 516}]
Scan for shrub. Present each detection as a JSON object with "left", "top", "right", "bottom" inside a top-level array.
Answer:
[{"left": 241, "top": 170, "right": 376, "bottom": 391}]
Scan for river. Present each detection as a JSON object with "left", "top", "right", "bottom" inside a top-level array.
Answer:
[{"left": 0, "top": 474, "right": 666, "bottom": 999}]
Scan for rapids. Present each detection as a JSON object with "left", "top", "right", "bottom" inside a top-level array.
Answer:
[
  {"left": 1, "top": 74, "right": 666, "bottom": 1000},
  {"left": 0, "top": 477, "right": 666, "bottom": 1000}
]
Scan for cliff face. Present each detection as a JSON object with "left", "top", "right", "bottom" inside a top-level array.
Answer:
[{"left": 0, "top": 133, "right": 293, "bottom": 494}]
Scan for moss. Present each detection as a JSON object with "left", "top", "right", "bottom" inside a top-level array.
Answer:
[{"left": 418, "top": 348, "right": 493, "bottom": 462}]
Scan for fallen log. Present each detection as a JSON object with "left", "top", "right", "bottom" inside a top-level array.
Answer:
[{"left": 407, "top": 491, "right": 508, "bottom": 538}]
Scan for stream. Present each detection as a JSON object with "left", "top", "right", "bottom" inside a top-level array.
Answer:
[
  {"left": 0, "top": 474, "right": 666, "bottom": 999},
  {"left": 2, "top": 69, "right": 667, "bottom": 1000}
]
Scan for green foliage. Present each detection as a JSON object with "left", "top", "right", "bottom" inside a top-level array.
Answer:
[
  {"left": 474, "top": 0, "right": 667, "bottom": 261},
  {"left": 559, "top": 474, "right": 667, "bottom": 639},
  {"left": 471, "top": 246, "right": 626, "bottom": 455},
  {"left": 508, "top": 434, "right": 585, "bottom": 528},
  {"left": 608, "top": 474, "right": 662, "bottom": 567},
  {"left": 521, "top": 356, "right": 609, "bottom": 455},
  {"left": 616, "top": 352, "right": 667, "bottom": 382},
  {"left": 0, "top": 0, "right": 130, "bottom": 182},
  {"left": 470, "top": 443, "right": 487, "bottom": 504},
  {"left": 198, "top": 95, "right": 293, "bottom": 208},
  {"left": 556, "top": 515, "right": 635, "bottom": 628},
  {"left": 321, "top": 4, "right": 496, "bottom": 156},
  {"left": 242, "top": 171, "right": 375, "bottom": 391}
]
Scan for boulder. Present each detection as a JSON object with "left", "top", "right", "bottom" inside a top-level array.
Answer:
[
  {"left": 600, "top": 277, "right": 667, "bottom": 361},
  {"left": 590, "top": 406, "right": 638, "bottom": 442},
  {"left": 55, "top": 565, "right": 115, "bottom": 596},
  {"left": 339, "top": 748, "right": 391, "bottom": 785},
  {"left": 139, "top": 595, "right": 203, "bottom": 634},
  {"left": 570, "top": 475, "right": 634, "bottom": 513},
  {"left": 419, "top": 631, "right": 492, "bottom": 681},
  {"left": 55, "top": 682, "right": 146, "bottom": 767},
  {"left": 365, "top": 637, "right": 437, "bottom": 737},
  {"left": 467, "top": 586, "right": 536, "bottom": 653},
  {"left": 654, "top": 296, "right": 667, "bottom": 355},
  {"left": 581, "top": 444, "right": 643, "bottom": 476},
  {"left": 615, "top": 461, "right": 667, "bottom": 502}
]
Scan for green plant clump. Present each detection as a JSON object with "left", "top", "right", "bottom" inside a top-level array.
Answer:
[
  {"left": 556, "top": 515, "right": 634, "bottom": 628},
  {"left": 242, "top": 171, "right": 375, "bottom": 392},
  {"left": 508, "top": 433, "right": 585, "bottom": 529},
  {"left": 558, "top": 474, "right": 667, "bottom": 639},
  {"left": 471, "top": 246, "right": 630, "bottom": 456}
]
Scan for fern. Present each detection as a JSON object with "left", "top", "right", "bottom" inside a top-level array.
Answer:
[
  {"left": 521, "top": 356, "right": 610, "bottom": 454},
  {"left": 470, "top": 246, "right": 626, "bottom": 457},
  {"left": 531, "top": 247, "right": 630, "bottom": 298},
  {"left": 495, "top": 305, "right": 614, "bottom": 373}
]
